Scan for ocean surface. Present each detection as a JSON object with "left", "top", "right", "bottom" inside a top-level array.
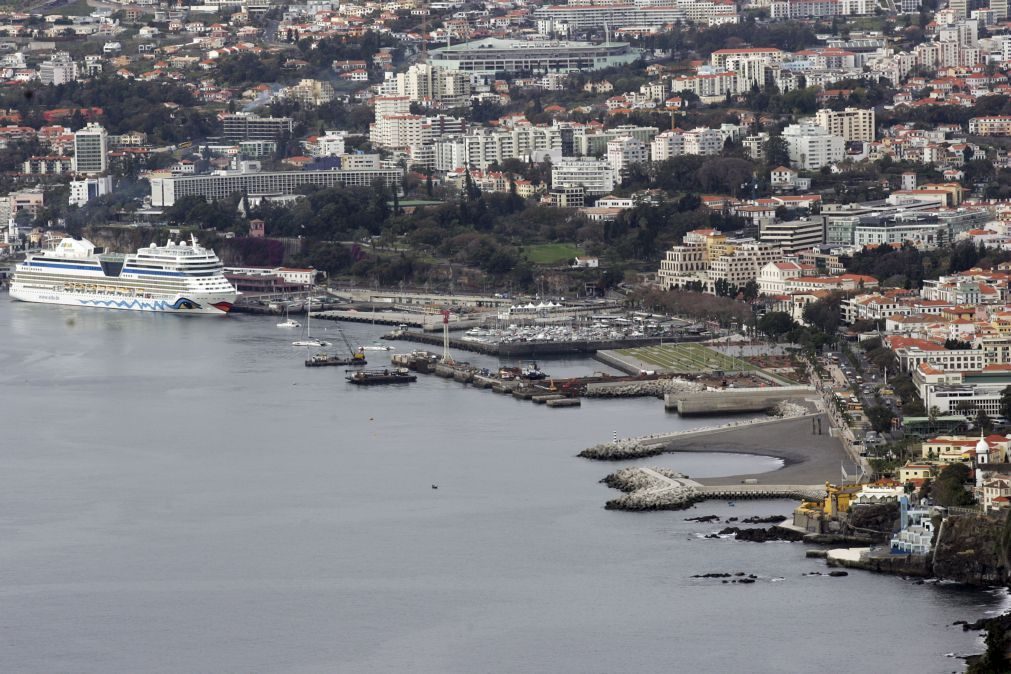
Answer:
[{"left": 0, "top": 299, "right": 1005, "bottom": 674}]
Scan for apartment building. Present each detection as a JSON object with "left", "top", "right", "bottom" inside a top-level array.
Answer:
[
  {"left": 657, "top": 233, "right": 782, "bottom": 293},
  {"left": 38, "top": 52, "right": 78, "bottom": 86},
  {"left": 606, "top": 136, "right": 647, "bottom": 184},
  {"left": 650, "top": 127, "right": 723, "bottom": 160},
  {"left": 284, "top": 78, "right": 335, "bottom": 107},
  {"left": 221, "top": 113, "right": 294, "bottom": 141},
  {"left": 782, "top": 123, "right": 845, "bottom": 169},
  {"left": 814, "top": 107, "right": 875, "bottom": 143},
  {"left": 395, "top": 64, "right": 472, "bottom": 108},
  {"left": 22, "top": 156, "right": 72, "bottom": 175},
  {"left": 550, "top": 157, "right": 614, "bottom": 195},
  {"left": 969, "top": 116, "right": 1011, "bottom": 135}
]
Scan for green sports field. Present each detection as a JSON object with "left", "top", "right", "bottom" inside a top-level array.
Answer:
[{"left": 615, "top": 343, "right": 796, "bottom": 384}]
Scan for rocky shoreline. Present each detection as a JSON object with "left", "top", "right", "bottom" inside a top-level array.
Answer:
[{"left": 601, "top": 467, "right": 699, "bottom": 511}]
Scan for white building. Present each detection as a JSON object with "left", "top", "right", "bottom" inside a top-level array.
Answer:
[
  {"left": 306, "top": 131, "right": 347, "bottom": 157},
  {"left": 38, "top": 52, "right": 78, "bottom": 86},
  {"left": 782, "top": 123, "right": 844, "bottom": 170},
  {"left": 428, "top": 38, "right": 640, "bottom": 75},
  {"left": 606, "top": 136, "right": 647, "bottom": 184},
  {"left": 650, "top": 127, "right": 722, "bottom": 160},
  {"left": 551, "top": 157, "right": 615, "bottom": 196},
  {"left": 69, "top": 176, "right": 113, "bottom": 207},
  {"left": 759, "top": 217, "right": 826, "bottom": 254}
]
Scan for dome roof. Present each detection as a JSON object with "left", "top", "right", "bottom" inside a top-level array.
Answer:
[{"left": 976, "top": 432, "right": 990, "bottom": 455}]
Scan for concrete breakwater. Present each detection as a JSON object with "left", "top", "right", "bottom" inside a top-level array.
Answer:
[
  {"left": 602, "top": 467, "right": 827, "bottom": 511},
  {"left": 391, "top": 331, "right": 705, "bottom": 357},
  {"left": 665, "top": 385, "right": 817, "bottom": 415},
  {"left": 579, "top": 402, "right": 811, "bottom": 460}
]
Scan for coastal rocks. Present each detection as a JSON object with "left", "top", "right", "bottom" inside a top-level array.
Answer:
[
  {"left": 583, "top": 377, "right": 704, "bottom": 399},
  {"left": 601, "top": 467, "right": 685, "bottom": 492},
  {"left": 685, "top": 515, "right": 721, "bottom": 523},
  {"left": 601, "top": 467, "right": 699, "bottom": 511},
  {"left": 840, "top": 502, "right": 899, "bottom": 543},
  {"left": 958, "top": 612, "right": 1011, "bottom": 674},
  {"left": 932, "top": 514, "right": 1010, "bottom": 586},
  {"left": 718, "top": 526, "right": 806, "bottom": 543},
  {"left": 772, "top": 401, "right": 807, "bottom": 418},
  {"left": 741, "top": 515, "right": 787, "bottom": 524},
  {"left": 803, "top": 571, "right": 848, "bottom": 577},
  {"left": 579, "top": 439, "right": 664, "bottom": 460},
  {"left": 692, "top": 572, "right": 760, "bottom": 584}
]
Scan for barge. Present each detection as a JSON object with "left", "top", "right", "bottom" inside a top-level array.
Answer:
[
  {"left": 305, "top": 352, "right": 368, "bottom": 367},
  {"left": 346, "top": 367, "right": 417, "bottom": 385}
]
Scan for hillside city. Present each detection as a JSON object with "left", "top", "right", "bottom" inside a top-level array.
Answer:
[{"left": 12, "top": 0, "right": 1011, "bottom": 666}]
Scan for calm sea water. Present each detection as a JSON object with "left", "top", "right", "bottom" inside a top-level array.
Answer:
[{"left": 0, "top": 300, "right": 1004, "bottom": 674}]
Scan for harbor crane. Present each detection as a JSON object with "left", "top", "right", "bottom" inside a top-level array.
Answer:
[{"left": 335, "top": 323, "right": 366, "bottom": 363}]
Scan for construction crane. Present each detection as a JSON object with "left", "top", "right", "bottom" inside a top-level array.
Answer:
[{"left": 335, "top": 323, "right": 366, "bottom": 362}]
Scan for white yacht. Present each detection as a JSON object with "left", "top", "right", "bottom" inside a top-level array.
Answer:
[{"left": 10, "top": 236, "right": 238, "bottom": 315}]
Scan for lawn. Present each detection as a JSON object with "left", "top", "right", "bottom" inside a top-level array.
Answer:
[
  {"left": 620, "top": 343, "right": 758, "bottom": 373},
  {"left": 523, "top": 243, "right": 581, "bottom": 265}
]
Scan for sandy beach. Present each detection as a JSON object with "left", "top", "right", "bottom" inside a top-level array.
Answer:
[{"left": 665, "top": 414, "right": 849, "bottom": 485}]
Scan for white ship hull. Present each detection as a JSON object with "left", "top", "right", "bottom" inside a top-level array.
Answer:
[
  {"left": 10, "top": 236, "right": 239, "bottom": 316},
  {"left": 10, "top": 285, "right": 236, "bottom": 315}
]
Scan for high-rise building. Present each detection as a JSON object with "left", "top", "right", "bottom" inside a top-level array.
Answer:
[
  {"left": 814, "top": 107, "right": 875, "bottom": 143},
  {"left": 993, "top": 0, "right": 1008, "bottom": 20},
  {"left": 73, "top": 123, "right": 108, "bottom": 175}
]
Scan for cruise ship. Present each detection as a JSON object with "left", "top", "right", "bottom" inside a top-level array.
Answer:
[{"left": 10, "top": 236, "right": 239, "bottom": 315}]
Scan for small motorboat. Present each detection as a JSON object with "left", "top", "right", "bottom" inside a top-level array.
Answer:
[
  {"left": 293, "top": 339, "right": 331, "bottom": 347},
  {"left": 362, "top": 344, "right": 394, "bottom": 351},
  {"left": 277, "top": 319, "right": 301, "bottom": 328}
]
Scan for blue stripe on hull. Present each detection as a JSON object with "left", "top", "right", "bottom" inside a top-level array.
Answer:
[{"left": 77, "top": 297, "right": 203, "bottom": 311}]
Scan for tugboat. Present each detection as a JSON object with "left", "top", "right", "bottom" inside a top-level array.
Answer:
[
  {"left": 346, "top": 367, "right": 417, "bottom": 385},
  {"left": 522, "top": 361, "right": 548, "bottom": 380}
]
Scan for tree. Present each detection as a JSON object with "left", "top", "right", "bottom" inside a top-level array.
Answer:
[
  {"left": 977, "top": 408, "right": 994, "bottom": 434},
  {"left": 757, "top": 311, "right": 796, "bottom": 338},
  {"left": 802, "top": 293, "right": 844, "bottom": 336},
  {"left": 929, "top": 462, "right": 974, "bottom": 507},
  {"left": 766, "top": 135, "right": 791, "bottom": 168},
  {"left": 741, "top": 279, "right": 760, "bottom": 302},
  {"left": 866, "top": 405, "right": 895, "bottom": 434}
]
